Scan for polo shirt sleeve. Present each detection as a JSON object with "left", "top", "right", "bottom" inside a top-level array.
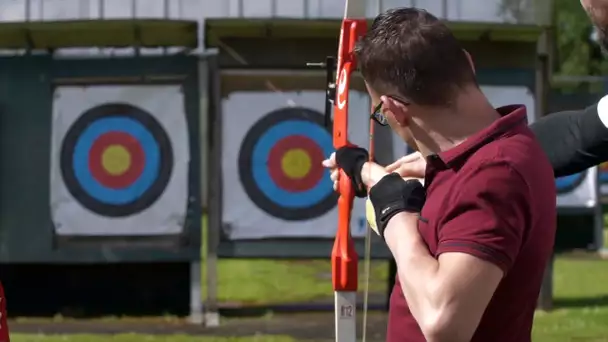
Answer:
[{"left": 435, "top": 161, "right": 531, "bottom": 274}]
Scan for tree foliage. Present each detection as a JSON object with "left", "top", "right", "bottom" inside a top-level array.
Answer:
[
  {"left": 553, "top": 0, "right": 606, "bottom": 76},
  {"left": 499, "top": 0, "right": 608, "bottom": 76}
]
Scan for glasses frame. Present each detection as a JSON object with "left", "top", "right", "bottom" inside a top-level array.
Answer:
[
  {"left": 370, "top": 102, "right": 388, "bottom": 126},
  {"left": 370, "top": 96, "right": 410, "bottom": 126}
]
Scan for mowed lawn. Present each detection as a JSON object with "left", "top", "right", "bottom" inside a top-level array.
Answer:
[
  {"left": 9, "top": 256, "right": 608, "bottom": 342},
  {"left": 9, "top": 335, "right": 297, "bottom": 342}
]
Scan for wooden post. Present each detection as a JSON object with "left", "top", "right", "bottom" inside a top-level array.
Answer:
[{"left": 204, "top": 53, "right": 221, "bottom": 328}]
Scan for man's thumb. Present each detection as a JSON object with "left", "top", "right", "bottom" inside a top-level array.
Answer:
[
  {"left": 386, "top": 153, "right": 421, "bottom": 172},
  {"left": 385, "top": 160, "right": 402, "bottom": 173}
]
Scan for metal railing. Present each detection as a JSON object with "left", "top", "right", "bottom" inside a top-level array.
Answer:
[{"left": 6, "top": 0, "right": 551, "bottom": 24}]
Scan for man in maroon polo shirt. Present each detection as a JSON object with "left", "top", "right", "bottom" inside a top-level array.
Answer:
[{"left": 323, "top": 7, "right": 556, "bottom": 342}]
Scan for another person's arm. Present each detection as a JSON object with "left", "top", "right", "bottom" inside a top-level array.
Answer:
[
  {"left": 530, "top": 95, "right": 608, "bottom": 177},
  {"left": 389, "top": 96, "right": 608, "bottom": 179}
]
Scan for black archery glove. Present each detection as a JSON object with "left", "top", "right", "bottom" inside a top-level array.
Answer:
[
  {"left": 368, "top": 173, "right": 426, "bottom": 238},
  {"left": 335, "top": 146, "right": 369, "bottom": 198}
]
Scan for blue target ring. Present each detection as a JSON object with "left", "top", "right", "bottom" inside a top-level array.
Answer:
[
  {"left": 238, "top": 107, "right": 338, "bottom": 221},
  {"left": 600, "top": 171, "right": 608, "bottom": 183},
  {"left": 72, "top": 117, "right": 160, "bottom": 205},
  {"left": 555, "top": 171, "right": 586, "bottom": 195},
  {"left": 60, "top": 103, "right": 173, "bottom": 217},
  {"left": 251, "top": 120, "right": 334, "bottom": 208},
  {"left": 599, "top": 163, "right": 608, "bottom": 183}
]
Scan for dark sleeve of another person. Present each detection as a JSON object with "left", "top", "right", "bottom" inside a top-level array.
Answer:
[{"left": 530, "top": 102, "right": 608, "bottom": 177}]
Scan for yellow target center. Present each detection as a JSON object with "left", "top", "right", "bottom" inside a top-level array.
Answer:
[
  {"left": 102, "top": 145, "right": 131, "bottom": 176},
  {"left": 281, "top": 149, "right": 311, "bottom": 179}
]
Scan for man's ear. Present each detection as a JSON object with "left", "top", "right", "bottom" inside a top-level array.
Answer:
[
  {"left": 464, "top": 49, "right": 475, "bottom": 74},
  {"left": 381, "top": 96, "right": 409, "bottom": 126}
]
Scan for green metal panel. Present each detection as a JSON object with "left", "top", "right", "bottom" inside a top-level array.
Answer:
[
  {"left": 0, "top": 55, "right": 202, "bottom": 263},
  {"left": 0, "top": 56, "right": 53, "bottom": 263}
]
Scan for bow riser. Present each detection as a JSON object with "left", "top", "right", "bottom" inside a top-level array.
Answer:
[{"left": 332, "top": 18, "right": 368, "bottom": 342}]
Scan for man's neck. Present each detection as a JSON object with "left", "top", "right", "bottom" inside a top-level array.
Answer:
[{"left": 412, "top": 89, "right": 500, "bottom": 158}]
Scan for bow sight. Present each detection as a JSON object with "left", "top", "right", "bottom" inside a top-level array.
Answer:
[{"left": 306, "top": 56, "right": 337, "bottom": 130}]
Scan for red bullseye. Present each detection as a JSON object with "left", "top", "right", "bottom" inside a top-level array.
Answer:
[
  {"left": 268, "top": 135, "right": 325, "bottom": 192},
  {"left": 89, "top": 131, "right": 145, "bottom": 189}
]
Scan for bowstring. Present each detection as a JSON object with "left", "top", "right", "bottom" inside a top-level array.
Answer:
[{"left": 361, "top": 117, "right": 375, "bottom": 342}]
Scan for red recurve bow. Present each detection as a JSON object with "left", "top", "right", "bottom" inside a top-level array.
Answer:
[
  {"left": 308, "top": 1, "right": 368, "bottom": 340},
  {"left": 309, "top": 0, "right": 369, "bottom": 340},
  {"left": 332, "top": 3, "right": 368, "bottom": 339}
]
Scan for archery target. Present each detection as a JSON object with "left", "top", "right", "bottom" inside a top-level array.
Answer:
[
  {"left": 50, "top": 85, "right": 190, "bottom": 236},
  {"left": 599, "top": 162, "right": 608, "bottom": 197},
  {"left": 600, "top": 162, "right": 608, "bottom": 182},
  {"left": 222, "top": 91, "right": 370, "bottom": 240},
  {"left": 556, "top": 168, "right": 598, "bottom": 208},
  {"left": 60, "top": 103, "right": 173, "bottom": 217},
  {"left": 238, "top": 107, "right": 337, "bottom": 221},
  {"left": 556, "top": 172, "right": 586, "bottom": 195}
]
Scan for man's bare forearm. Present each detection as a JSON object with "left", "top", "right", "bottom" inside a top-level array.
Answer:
[
  {"left": 384, "top": 213, "right": 449, "bottom": 340},
  {"left": 384, "top": 213, "right": 491, "bottom": 342}
]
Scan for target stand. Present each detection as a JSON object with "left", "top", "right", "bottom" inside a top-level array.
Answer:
[{"left": 0, "top": 31, "right": 206, "bottom": 322}]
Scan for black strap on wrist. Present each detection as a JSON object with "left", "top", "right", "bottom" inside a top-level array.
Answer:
[
  {"left": 368, "top": 174, "right": 426, "bottom": 238},
  {"left": 335, "top": 146, "right": 369, "bottom": 197}
]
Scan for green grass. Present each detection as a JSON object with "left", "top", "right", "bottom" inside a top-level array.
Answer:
[
  {"left": 10, "top": 256, "right": 608, "bottom": 341},
  {"left": 9, "top": 334, "right": 297, "bottom": 342},
  {"left": 214, "top": 259, "right": 387, "bottom": 304},
  {"left": 532, "top": 257, "right": 608, "bottom": 341},
  {"left": 9, "top": 222, "right": 608, "bottom": 341},
  {"left": 201, "top": 216, "right": 387, "bottom": 304}
]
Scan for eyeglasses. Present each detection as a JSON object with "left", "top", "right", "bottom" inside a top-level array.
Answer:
[
  {"left": 370, "top": 102, "right": 389, "bottom": 126},
  {"left": 370, "top": 96, "right": 410, "bottom": 126}
]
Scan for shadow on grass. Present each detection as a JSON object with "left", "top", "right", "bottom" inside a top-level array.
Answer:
[{"left": 553, "top": 295, "right": 608, "bottom": 309}]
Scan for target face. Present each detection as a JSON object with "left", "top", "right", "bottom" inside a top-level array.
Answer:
[
  {"left": 60, "top": 103, "right": 173, "bottom": 217},
  {"left": 600, "top": 162, "right": 608, "bottom": 183},
  {"left": 556, "top": 171, "right": 586, "bottom": 195},
  {"left": 238, "top": 107, "right": 337, "bottom": 220}
]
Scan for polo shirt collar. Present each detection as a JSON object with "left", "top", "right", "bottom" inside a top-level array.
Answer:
[{"left": 433, "top": 105, "right": 528, "bottom": 167}]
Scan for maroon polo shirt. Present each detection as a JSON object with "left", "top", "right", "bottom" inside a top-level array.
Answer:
[
  {"left": 387, "top": 105, "right": 556, "bottom": 342},
  {"left": 0, "top": 282, "right": 8, "bottom": 342}
]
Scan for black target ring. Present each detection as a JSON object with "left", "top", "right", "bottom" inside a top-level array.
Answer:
[
  {"left": 60, "top": 103, "right": 173, "bottom": 217},
  {"left": 556, "top": 171, "right": 587, "bottom": 195},
  {"left": 238, "top": 107, "right": 338, "bottom": 221}
]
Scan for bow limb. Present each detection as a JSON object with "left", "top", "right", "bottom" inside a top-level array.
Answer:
[{"left": 332, "top": 1, "right": 368, "bottom": 341}]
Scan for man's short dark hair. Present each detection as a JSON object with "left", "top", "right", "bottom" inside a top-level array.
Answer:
[{"left": 355, "top": 7, "right": 476, "bottom": 106}]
